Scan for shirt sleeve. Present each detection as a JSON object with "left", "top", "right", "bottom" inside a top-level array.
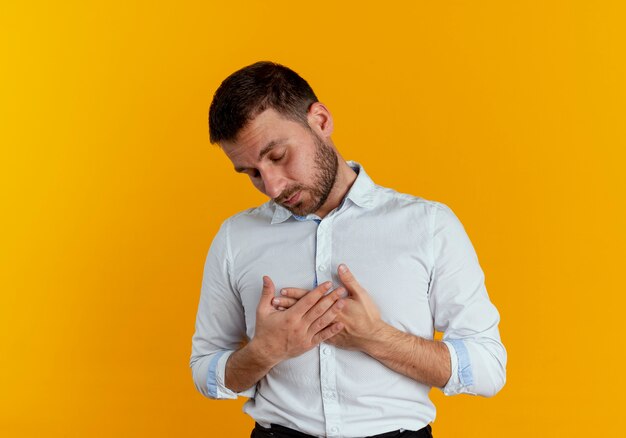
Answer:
[
  {"left": 428, "top": 203, "right": 507, "bottom": 397},
  {"left": 189, "top": 219, "right": 256, "bottom": 399}
]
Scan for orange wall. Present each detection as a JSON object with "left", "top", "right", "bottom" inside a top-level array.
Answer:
[{"left": 1, "top": 1, "right": 625, "bottom": 436}]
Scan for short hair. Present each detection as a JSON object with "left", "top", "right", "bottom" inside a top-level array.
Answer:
[{"left": 208, "top": 61, "right": 319, "bottom": 144}]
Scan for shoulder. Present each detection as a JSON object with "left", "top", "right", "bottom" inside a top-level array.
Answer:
[
  {"left": 214, "top": 201, "right": 275, "bottom": 239},
  {"left": 370, "top": 182, "right": 450, "bottom": 217},
  {"left": 221, "top": 201, "right": 273, "bottom": 225}
]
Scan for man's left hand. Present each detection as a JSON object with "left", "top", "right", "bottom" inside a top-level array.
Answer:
[{"left": 273, "top": 264, "right": 384, "bottom": 351}]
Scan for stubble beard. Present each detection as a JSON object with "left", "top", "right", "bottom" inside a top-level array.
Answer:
[{"left": 281, "top": 133, "right": 339, "bottom": 217}]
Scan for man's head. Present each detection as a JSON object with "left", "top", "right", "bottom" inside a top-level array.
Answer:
[
  {"left": 209, "top": 61, "right": 319, "bottom": 145},
  {"left": 209, "top": 61, "right": 342, "bottom": 217}
]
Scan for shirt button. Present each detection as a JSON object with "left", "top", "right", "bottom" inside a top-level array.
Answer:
[
  {"left": 318, "top": 265, "right": 326, "bottom": 271},
  {"left": 330, "top": 426, "right": 339, "bottom": 433},
  {"left": 322, "top": 346, "right": 331, "bottom": 355}
]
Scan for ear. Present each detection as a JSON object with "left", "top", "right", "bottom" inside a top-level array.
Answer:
[{"left": 307, "top": 102, "right": 334, "bottom": 138}]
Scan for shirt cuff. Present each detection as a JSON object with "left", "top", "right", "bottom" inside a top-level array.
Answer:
[
  {"left": 442, "top": 340, "right": 476, "bottom": 396},
  {"left": 207, "top": 350, "right": 257, "bottom": 399}
]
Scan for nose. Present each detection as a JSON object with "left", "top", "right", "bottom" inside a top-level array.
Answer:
[{"left": 260, "top": 168, "right": 286, "bottom": 199}]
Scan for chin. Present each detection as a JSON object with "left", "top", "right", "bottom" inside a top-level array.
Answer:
[
  {"left": 290, "top": 202, "right": 314, "bottom": 217},
  {"left": 290, "top": 206, "right": 308, "bottom": 216}
]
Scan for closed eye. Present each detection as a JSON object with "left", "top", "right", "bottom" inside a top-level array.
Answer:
[{"left": 269, "top": 153, "right": 286, "bottom": 163}]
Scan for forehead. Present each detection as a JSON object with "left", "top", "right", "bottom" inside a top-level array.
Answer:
[{"left": 221, "top": 108, "right": 306, "bottom": 161}]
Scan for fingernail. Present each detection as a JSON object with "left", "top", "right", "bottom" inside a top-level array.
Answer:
[
  {"left": 325, "top": 282, "right": 333, "bottom": 290},
  {"left": 272, "top": 298, "right": 280, "bottom": 305},
  {"left": 263, "top": 276, "right": 269, "bottom": 286},
  {"left": 280, "top": 289, "right": 287, "bottom": 296},
  {"left": 339, "top": 264, "right": 348, "bottom": 273}
]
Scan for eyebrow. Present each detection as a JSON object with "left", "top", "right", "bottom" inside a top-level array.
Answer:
[{"left": 234, "top": 138, "right": 287, "bottom": 173}]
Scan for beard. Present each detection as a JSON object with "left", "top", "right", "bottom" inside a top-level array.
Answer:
[{"left": 278, "top": 132, "right": 339, "bottom": 217}]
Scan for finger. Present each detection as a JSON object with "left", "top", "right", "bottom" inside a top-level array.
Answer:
[
  {"left": 307, "top": 298, "right": 345, "bottom": 338},
  {"left": 271, "top": 296, "right": 299, "bottom": 309},
  {"left": 257, "top": 276, "right": 276, "bottom": 315},
  {"left": 310, "top": 321, "right": 344, "bottom": 346},
  {"left": 301, "top": 287, "right": 344, "bottom": 326},
  {"left": 337, "top": 264, "right": 363, "bottom": 298},
  {"left": 279, "top": 287, "right": 309, "bottom": 299},
  {"left": 290, "top": 281, "right": 333, "bottom": 316}
]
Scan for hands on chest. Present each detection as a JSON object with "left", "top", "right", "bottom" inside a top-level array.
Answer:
[{"left": 252, "top": 264, "right": 385, "bottom": 362}]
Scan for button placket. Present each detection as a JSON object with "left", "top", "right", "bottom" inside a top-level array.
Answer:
[
  {"left": 315, "top": 218, "right": 332, "bottom": 285},
  {"left": 315, "top": 217, "right": 340, "bottom": 437},
  {"left": 319, "top": 342, "right": 341, "bottom": 437}
]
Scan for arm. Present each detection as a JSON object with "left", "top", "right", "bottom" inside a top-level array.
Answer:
[
  {"left": 323, "top": 265, "right": 452, "bottom": 388},
  {"left": 358, "top": 320, "right": 451, "bottom": 389},
  {"left": 428, "top": 203, "right": 507, "bottom": 397},
  {"left": 330, "top": 205, "right": 507, "bottom": 396},
  {"left": 189, "top": 220, "right": 251, "bottom": 399},
  {"left": 190, "top": 220, "right": 346, "bottom": 398},
  {"left": 223, "top": 340, "right": 274, "bottom": 394}
]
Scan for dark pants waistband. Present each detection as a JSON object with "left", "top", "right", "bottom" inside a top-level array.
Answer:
[{"left": 252, "top": 422, "right": 433, "bottom": 438}]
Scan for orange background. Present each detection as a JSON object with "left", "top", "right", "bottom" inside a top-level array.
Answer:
[{"left": 2, "top": 1, "right": 625, "bottom": 436}]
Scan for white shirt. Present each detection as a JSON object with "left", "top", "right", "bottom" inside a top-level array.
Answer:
[{"left": 190, "top": 161, "right": 506, "bottom": 438}]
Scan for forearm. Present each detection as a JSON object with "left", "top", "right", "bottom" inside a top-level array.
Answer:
[
  {"left": 362, "top": 322, "right": 451, "bottom": 388},
  {"left": 224, "top": 339, "right": 278, "bottom": 393}
]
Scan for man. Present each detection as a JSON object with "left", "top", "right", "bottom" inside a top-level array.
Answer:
[{"left": 190, "top": 61, "right": 506, "bottom": 438}]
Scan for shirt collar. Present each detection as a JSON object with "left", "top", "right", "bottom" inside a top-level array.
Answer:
[{"left": 270, "top": 160, "right": 377, "bottom": 224}]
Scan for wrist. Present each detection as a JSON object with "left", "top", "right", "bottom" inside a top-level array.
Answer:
[
  {"left": 360, "top": 320, "right": 392, "bottom": 356},
  {"left": 247, "top": 337, "right": 283, "bottom": 369}
]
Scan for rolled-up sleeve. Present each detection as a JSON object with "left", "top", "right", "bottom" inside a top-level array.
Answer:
[
  {"left": 428, "top": 203, "right": 507, "bottom": 397},
  {"left": 189, "top": 219, "right": 256, "bottom": 399}
]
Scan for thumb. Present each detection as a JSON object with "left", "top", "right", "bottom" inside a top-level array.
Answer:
[
  {"left": 337, "top": 264, "right": 363, "bottom": 298},
  {"left": 257, "top": 275, "right": 276, "bottom": 315}
]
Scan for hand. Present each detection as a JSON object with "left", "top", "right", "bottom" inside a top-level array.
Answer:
[
  {"left": 251, "top": 276, "right": 345, "bottom": 365},
  {"left": 272, "top": 264, "right": 384, "bottom": 351}
]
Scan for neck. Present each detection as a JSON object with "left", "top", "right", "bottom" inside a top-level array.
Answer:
[{"left": 314, "top": 159, "right": 358, "bottom": 218}]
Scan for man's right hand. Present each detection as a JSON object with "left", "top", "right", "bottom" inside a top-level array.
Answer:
[
  {"left": 224, "top": 276, "right": 345, "bottom": 393},
  {"left": 250, "top": 276, "right": 346, "bottom": 365}
]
